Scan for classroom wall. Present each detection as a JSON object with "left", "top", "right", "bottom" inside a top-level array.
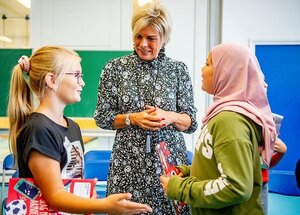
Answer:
[
  {"left": 29, "top": 0, "right": 300, "bottom": 156},
  {"left": 30, "top": 0, "right": 129, "bottom": 49},
  {"left": 222, "top": 0, "right": 300, "bottom": 45},
  {"left": 30, "top": 0, "right": 207, "bottom": 151}
]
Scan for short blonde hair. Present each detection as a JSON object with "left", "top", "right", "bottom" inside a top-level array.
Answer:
[{"left": 132, "top": 2, "right": 172, "bottom": 45}]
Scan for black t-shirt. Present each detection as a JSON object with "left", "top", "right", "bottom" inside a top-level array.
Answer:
[{"left": 17, "top": 112, "right": 84, "bottom": 178}]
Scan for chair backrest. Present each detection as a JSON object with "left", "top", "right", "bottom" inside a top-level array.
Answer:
[
  {"left": 2, "top": 154, "right": 16, "bottom": 171},
  {"left": 84, "top": 150, "right": 112, "bottom": 181},
  {"left": 84, "top": 150, "right": 111, "bottom": 161},
  {"left": 12, "top": 170, "right": 19, "bottom": 178},
  {"left": 1, "top": 154, "right": 18, "bottom": 210}
]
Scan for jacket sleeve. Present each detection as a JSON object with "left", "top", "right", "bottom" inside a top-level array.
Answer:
[
  {"left": 177, "top": 164, "right": 190, "bottom": 176},
  {"left": 167, "top": 114, "right": 258, "bottom": 208},
  {"left": 176, "top": 62, "right": 197, "bottom": 133},
  {"left": 94, "top": 60, "right": 119, "bottom": 130}
]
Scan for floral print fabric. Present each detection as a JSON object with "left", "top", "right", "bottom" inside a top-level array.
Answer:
[{"left": 94, "top": 49, "right": 197, "bottom": 214}]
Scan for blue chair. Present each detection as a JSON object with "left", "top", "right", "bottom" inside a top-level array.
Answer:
[
  {"left": 269, "top": 170, "right": 300, "bottom": 196},
  {"left": 187, "top": 150, "right": 194, "bottom": 165},
  {"left": 1, "top": 154, "right": 18, "bottom": 215},
  {"left": 84, "top": 150, "right": 111, "bottom": 164},
  {"left": 1, "top": 154, "right": 17, "bottom": 204},
  {"left": 84, "top": 150, "right": 112, "bottom": 198},
  {"left": 84, "top": 150, "right": 111, "bottom": 181}
]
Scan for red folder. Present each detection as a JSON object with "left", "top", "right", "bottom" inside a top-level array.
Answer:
[
  {"left": 156, "top": 141, "right": 185, "bottom": 215},
  {"left": 6, "top": 178, "right": 95, "bottom": 215}
]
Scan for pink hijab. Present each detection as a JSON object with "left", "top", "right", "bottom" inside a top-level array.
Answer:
[{"left": 202, "top": 43, "right": 276, "bottom": 166}]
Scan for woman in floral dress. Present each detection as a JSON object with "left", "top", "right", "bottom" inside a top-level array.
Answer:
[{"left": 94, "top": 2, "right": 197, "bottom": 214}]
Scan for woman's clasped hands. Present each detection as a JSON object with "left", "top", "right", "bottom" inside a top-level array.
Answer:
[{"left": 130, "top": 105, "right": 170, "bottom": 131}]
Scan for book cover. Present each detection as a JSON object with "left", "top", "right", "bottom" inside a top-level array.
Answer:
[
  {"left": 272, "top": 113, "right": 283, "bottom": 136},
  {"left": 261, "top": 113, "right": 284, "bottom": 169},
  {"left": 156, "top": 141, "right": 185, "bottom": 215},
  {"left": 6, "top": 178, "right": 95, "bottom": 215}
]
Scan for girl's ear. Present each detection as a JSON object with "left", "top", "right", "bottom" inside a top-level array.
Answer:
[{"left": 45, "top": 73, "right": 58, "bottom": 92}]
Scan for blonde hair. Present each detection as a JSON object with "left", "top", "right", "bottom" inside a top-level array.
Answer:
[
  {"left": 8, "top": 46, "right": 81, "bottom": 161},
  {"left": 132, "top": 2, "right": 172, "bottom": 46}
]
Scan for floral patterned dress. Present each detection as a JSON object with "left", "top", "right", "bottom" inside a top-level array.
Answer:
[{"left": 94, "top": 49, "right": 197, "bottom": 214}]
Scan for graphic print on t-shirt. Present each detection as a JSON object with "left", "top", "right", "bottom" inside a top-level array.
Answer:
[
  {"left": 196, "top": 124, "right": 230, "bottom": 196},
  {"left": 61, "top": 136, "right": 84, "bottom": 178},
  {"left": 195, "top": 124, "right": 213, "bottom": 159}
]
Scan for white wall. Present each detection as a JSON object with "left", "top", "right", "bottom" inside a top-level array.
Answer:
[
  {"left": 193, "top": 0, "right": 210, "bottom": 146},
  {"left": 161, "top": 0, "right": 204, "bottom": 150},
  {"left": 222, "top": 0, "right": 300, "bottom": 45},
  {"left": 31, "top": 0, "right": 128, "bottom": 50}
]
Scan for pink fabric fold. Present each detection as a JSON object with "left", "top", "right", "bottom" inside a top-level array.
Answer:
[{"left": 202, "top": 43, "right": 276, "bottom": 166}]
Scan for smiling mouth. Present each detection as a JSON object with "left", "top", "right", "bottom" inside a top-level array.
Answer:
[{"left": 139, "top": 49, "right": 150, "bottom": 54}]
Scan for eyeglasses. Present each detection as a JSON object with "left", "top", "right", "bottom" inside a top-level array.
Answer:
[{"left": 65, "top": 72, "right": 84, "bottom": 84}]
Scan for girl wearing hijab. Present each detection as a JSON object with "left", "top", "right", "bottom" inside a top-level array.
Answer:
[{"left": 160, "top": 43, "right": 276, "bottom": 215}]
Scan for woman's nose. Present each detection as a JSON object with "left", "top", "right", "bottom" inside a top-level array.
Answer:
[
  {"left": 80, "top": 79, "right": 85, "bottom": 87},
  {"left": 140, "top": 38, "right": 148, "bottom": 47}
]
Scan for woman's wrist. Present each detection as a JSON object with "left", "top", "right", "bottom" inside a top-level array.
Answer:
[
  {"left": 169, "top": 111, "right": 178, "bottom": 124},
  {"left": 129, "top": 112, "right": 137, "bottom": 126}
]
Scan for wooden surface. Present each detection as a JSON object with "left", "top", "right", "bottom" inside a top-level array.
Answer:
[{"left": 0, "top": 117, "right": 115, "bottom": 143}]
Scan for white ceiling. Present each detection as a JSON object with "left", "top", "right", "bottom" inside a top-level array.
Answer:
[
  {"left": 0, "top": 0, "right": 30, "bottom": 47},
  {"left": 0, "top": 0, "right": 30, "bottom": 17}
]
